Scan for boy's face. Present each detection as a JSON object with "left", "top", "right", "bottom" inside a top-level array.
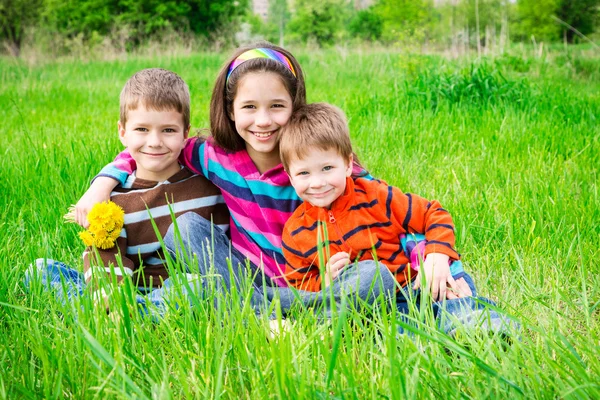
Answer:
[
  {"left": 118, "top": 105, "right": 189, "bottom": 182},
  {"left": 287, "top": 148, "right": 353, "bottom": 209}
]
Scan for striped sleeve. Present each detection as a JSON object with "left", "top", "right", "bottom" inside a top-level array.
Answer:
[
  {"left": 387, "top": 187, "right": 459, "bottom": 260},
  {"left": 96, "top": 152, "right": 134, "bottom": 185},
  {"left": 282, "top": 223, "right": 323, "bottom": 292}
]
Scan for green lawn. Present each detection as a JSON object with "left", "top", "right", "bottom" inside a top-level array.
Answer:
[{"left": 1, "top": 47, "right": 599, "bottom": 399}]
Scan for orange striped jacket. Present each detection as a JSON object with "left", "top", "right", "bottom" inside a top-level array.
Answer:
[{"left": 282, "top": 177, "right": 459, "bottom": 291}]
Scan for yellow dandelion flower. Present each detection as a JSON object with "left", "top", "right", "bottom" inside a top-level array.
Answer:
[
  {"left": 78, "top": 201, "right": 125, "bottom": 249},
  {"left": 79, "top": 231, "right": 94, "bottom": 247}
]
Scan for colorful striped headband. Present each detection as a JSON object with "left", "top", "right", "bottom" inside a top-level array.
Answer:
[{"left": 226, "top": 48, "right": 297, "bottom": 82}]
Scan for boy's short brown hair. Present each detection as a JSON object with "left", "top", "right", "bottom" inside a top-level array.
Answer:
[
  {"left": 279, "top": 103, "right": 353, "bottom": 172},
  {"left": 120, "top": 68, "right": 190, "bottom": 128}
]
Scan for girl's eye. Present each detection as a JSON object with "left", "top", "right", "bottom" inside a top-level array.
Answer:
[
  {"left": 242, "top": 105, "right": 256, "bottom": 109},
  {"left": 323, "top": 166, "right": 333, "bottom": 171},
  {"left": 272, "top": 103, "right": 285, "bottom": 108},
  {"left": 297, "top": 171, "right": 309, "bottom": 176}
]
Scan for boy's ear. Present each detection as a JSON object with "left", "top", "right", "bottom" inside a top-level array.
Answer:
[
  {"left": 184, "top": 125, "right": 191, "bottom": 139},
  {"left": 345, "top": 154, "right": 354, "bottom": 177},
  {"left": 118, "top": 120, "right": 127, "bottom": 146}
]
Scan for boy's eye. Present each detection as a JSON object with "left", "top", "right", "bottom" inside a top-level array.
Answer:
[
  {"left": 134, "top": 127, "right": 148, "bottom": 132},
  {"left": 164, "top": 128, "right": 176, "bottom": 133},
  {"left": 296, "top": 171, "right": 309, "bottom": 176},
  {"left": 323, "top": 166, "right": 333, "bottom": 171}
]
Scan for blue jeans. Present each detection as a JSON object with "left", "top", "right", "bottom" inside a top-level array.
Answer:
[
  {"left": 170, "top": 213, "right": 397, "bottom": 318},
  {"left": 396, "top": 273, "right": 516, "bottom": 336},
  {"left": 265, "top": 260, "right": 396, "bottom": 319},
  {"left": 164, "top": 212, "right": 269, "bottom": 314},
  {"left": 24, "top": 258, "right": 207, "bottom": 321}
]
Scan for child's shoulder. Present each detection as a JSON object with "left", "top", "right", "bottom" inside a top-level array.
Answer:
[{"left": 353, "top": 176, "right": 392, "bottom": 198}]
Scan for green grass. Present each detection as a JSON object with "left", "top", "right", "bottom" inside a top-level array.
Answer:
[{"left": 1, "top": 46, "right": 599, "bottom": 398}]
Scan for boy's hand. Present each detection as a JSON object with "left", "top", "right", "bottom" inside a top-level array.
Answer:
[
  {"left": 324, "top": 252, "right": 350, "bottom": 287},
  {"left": 73, "top": 177, "right": 119, "bottom": 227},
  {"left": 413, "top": 252, "right": 462, "bottom": 301}
]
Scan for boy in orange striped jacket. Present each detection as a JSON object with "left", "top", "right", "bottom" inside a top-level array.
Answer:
[
  {"left": 279, "top": 103, "right": 517, "bottom": 336},
  {"left": 280, "top": 103, "right": 472, "bottom": 301}
]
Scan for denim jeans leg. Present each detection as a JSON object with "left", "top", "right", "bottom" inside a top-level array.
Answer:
[
  {"left": 25, "top": 258, "right": 85, "bottom": 305},
  {"left": 396, "top": 272, "right": 479, "bottom": 335},
  {"left": 163, "top": 212, "right": 269, "bottom": 315},
  {"left": 266, "top": 260, "right": 395, "bottom": 318},
  {"left": 137, "top": 273, "right": 208, "bottom": 321}
]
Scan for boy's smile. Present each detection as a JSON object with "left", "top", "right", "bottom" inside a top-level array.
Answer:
[
  {"left": 287, "top": 149, "right": 353, "bottom": 209},
  {"left": 119, "top": 106, "right": 189, "bottom": 182}
]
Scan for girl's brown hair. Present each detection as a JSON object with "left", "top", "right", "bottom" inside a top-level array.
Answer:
[{"left": 209, "top": 41, "right": 306, "bottom": 151}]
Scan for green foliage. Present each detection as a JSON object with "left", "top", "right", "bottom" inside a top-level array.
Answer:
[
  {"left": 287, "top": 0, "right": 348, "bottom": 46},
  {"left": 268, "top": 0, "right": 290, "bottom": 45},
  {"left": 2, "top": 0, "right": 247, "bottom": 56},
  {"left": 374, "top": 0, "right": 434, "bottom": 43},
  {"left": 3, "top": 48, "right": 600, "bottom": 397},
  {"left": 1, "top": 48, "right": 600, "bottom": 398},
  {"left": 557, "top": 0, "right": 600, "bottom": 42},
  {"left": 0, "top": 0, "right": 43, "bottom": 56},
  {"left": 405, "top": 61, "right": 531, "bottom": 109},
  {"left": 512, "top": 0, "right": 561, "bottom": 41},
  {"left": 348, "top": 8, "right": 382, "bottom": 42}
]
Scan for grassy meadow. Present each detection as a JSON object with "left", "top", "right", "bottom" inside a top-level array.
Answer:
[{"left": 1, "top": 46, "right": 599, "bottom": 398}]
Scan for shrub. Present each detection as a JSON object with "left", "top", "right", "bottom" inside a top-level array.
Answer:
[{"left": 405, "top": 61, "right": 531, "bottom": 109}]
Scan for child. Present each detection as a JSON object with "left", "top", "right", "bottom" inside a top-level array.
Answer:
[
  {"left": 73, "top": 42, "right": 470, "bottom": 313},
  {"left": 279, "top": 103, "right": 513, "bottom": 335},
  {"left": 29, "top": 68, "right": 261, "bottom": 317}
]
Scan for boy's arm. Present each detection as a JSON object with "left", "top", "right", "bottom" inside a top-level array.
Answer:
[{"left": 281, "top": 229, "right": 323, "bottom": 292}]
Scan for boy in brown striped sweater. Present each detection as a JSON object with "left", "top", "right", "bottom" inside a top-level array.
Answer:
[
  {"left": 279, "top": 103, "right": 514, "bottom": 335},
  {"left": 83, "top": 68, "right": 229, "bottom": 294},
  {"left": 29, "top": 68, "right": 270, "bottom": 318}
]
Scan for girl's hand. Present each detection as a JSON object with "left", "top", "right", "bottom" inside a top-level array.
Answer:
[
  {"left": 73, "top": 177, "right": 119, "bottom": 227},
  {"left": 413, "top": 252, "right": 461, "bottom": 301},
  {"left": 445, "top": 277, "right": 473, "bottom": 299},
  {"left": 324, "top": 252, "right": 350, "bottom": 287}
]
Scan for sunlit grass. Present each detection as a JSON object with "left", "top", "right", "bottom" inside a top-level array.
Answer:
[{"left": 1, "top": 46, "right": 599, "bottom": 398}]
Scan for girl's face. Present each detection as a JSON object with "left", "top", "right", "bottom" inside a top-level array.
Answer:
[{"left": 231, "top": 72, "right": 293, "bottom": 172}]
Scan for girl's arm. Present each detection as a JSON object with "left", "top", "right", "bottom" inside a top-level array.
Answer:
[
  {"left": 74, "top": 177, "right": 120, "bottom": 227},
  {"left": 74, "top": 137, "right": 204, "bottom": 227},
  {"left": 387, "top": 187, "right": 461, "bottom": 301}
]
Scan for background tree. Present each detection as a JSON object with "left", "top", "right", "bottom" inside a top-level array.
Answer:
[
  {"left": 556, "top": 0, "right": 600, "bottom": 42},
  {"left": 348, "top": 7, "right": 382, "bottom": 41},
  {"left": 374, "top": 0, "right": 434, "bottom": 43},
  {"left": 269, "top": 0, "right": 290, "bottom": 46},
  {"left": 512, "top": 0, "right": 561, "bottom": 42},
  {"left": 287, "top": 0, "right": 349, "bottom": 46},
  {"left": 0, "top": 0, "right": 43, "bottom": 56}
]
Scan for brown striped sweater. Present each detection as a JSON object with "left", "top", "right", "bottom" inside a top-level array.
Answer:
[
  {"left": 83, "top": 167, "right": 229, "bottom": 288},
  {"left": 282, "top": 177, "right": 459, "bottom": 292}
]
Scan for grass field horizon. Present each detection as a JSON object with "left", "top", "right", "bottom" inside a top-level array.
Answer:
[{"left": 1, "top": 46, "right": 599, "bottom": 398}]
